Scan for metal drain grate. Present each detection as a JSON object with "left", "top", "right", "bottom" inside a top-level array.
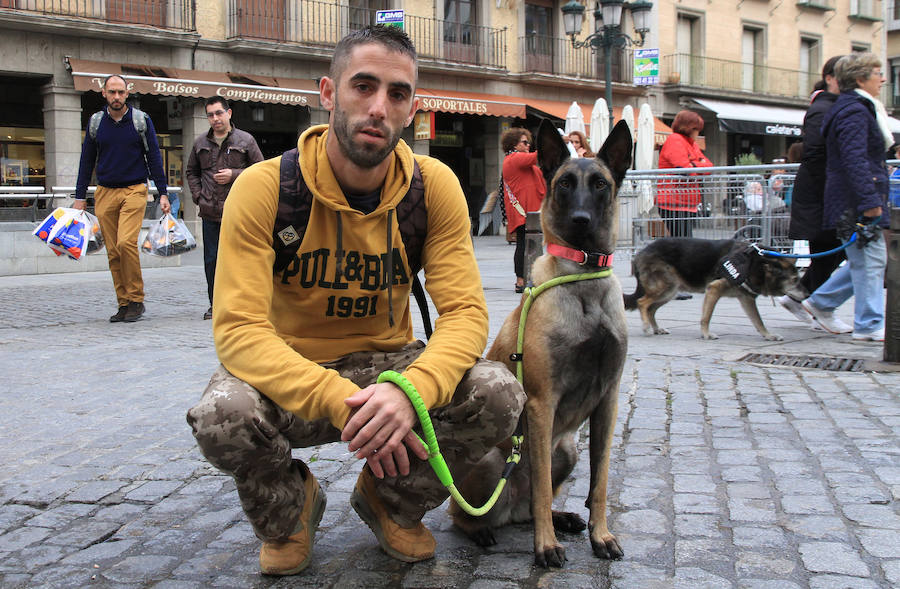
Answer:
[{"left": 739, "top": 353, "right": 867, "bottom": 372}]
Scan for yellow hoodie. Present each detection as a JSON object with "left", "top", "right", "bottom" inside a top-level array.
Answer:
[{"left": 213, "top": 125, "right": 488, "bottom": 430}]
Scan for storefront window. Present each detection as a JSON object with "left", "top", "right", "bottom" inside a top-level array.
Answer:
[
  {"left": 1, "top": 127, "right": 45, "bottom": 187},
  {"left": 157, "top": 133, "right": 183, "bottom": 187}
]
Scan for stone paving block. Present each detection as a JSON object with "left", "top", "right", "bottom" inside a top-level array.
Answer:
[
  {"left": 673, "top": 566, "right": 732, "bottom": 589},
  {"left": 798, "top": 542, "right": 870, "bottom": 576},
  {"left": 727, "top": 483, "right": 770, "bottom": 499},
  {"left": 842, "top": 504, "right": 900, "bottom": 529},
  {"left": 65, "top": 480, "right": 129, "bottom": 503},
  {"left": 43, "top": 520, "right": 120, "bottom": 549},
  {"left": 738, "top": 580, "right": 803, "bottom": 589},
  {"left": 674, "top": 515, "right": 722, "bottom": 538},
  {"left": 613, "top": 509, "right": 667, "bottom": 535},
  {"left": 882, "top": 560, "right": 900, "bottom": 586},
  {"left": 0, "top": 504, "right": 40, "bottom": 530},
  {"left": 124, "top": 480, "right": 183, "bottom": 503},
  {"left": 673, "top": 474, "right": 716, "bottom": 494},
  {"left": 720, "top": 466, "right": 763, "bottom": 483},
  {"left": 102, "top": 555, "right": 179, "bottom": 584},
  {"left": 716, "top": 450, "right": 758, "bottom": 466},
  {"left": 609, "top": 562, "right": 672, "bottom": 589},
  {"left": 727, "top": 497, "right": 777, "bottom": 523},
  {"left": 24, "top": 503, "right": 95, "bottom": 529},
  {"left": 27, "top": 564, "right": 97, "bottom": 588},
  {"left": 675, "top": 539, "right": 733, "bottom": 570},
  {"left": 808, "top": 574, "right": 879, "bottom": 589},
  {"left": 472, "top": 553, "right": 534, "bottom": 580},
  {"left": 617, "top": 486, "right": 661, "bottom": 509},
  {"left": 781, "top": 494, "right": 835, "bottom": 515},
  {"left": 732, "top": 526, "right": 788, "bottom": 548},
  {"left": 735, "top": 550, "right": 796, "bottom": 576},
  {"left": 854, "top": 529, "right": 900, "bottom": 558},
  {"left": 673, "top": 493, "right": 719, "bottom": 515},
  {"left": 712, "top": 437, "right": 752, "bottom": 450},
  {"left": 0, "top": 525, "right": 52, "bottom": 551}
]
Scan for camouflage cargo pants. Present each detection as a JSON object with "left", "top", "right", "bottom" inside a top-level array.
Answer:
[{"left": 186, "top": 341, "right": 525, "bottom": 540}]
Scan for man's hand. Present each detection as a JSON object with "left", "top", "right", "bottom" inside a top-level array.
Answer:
[
  {"left": 158, "top": 194, "right": 171, "bottom": 215},
  {"left": 213, "top": 169, "right": 234, "bottom": 184},
  {"left": 72, "top": 199, "right": 87, "bottom": 211},
  {"left": 341, "top": 382, "right": 429, "bottom": 479}
]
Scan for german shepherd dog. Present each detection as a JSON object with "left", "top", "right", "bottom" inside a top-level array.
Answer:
[
  {"left": 623, "top": 237, "right": 798, "bottom": 340},
  {"left": 451, "top": 119, "right": 632, "bottom": 567}
]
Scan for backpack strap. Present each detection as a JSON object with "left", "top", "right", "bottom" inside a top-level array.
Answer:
[
  {"left": 130, "top": 107, "right": 150, "bottom": 154},
  {"left": 88, "top": 111, "right": 104, "bottom": 141},
  {"left": 395, "top": 162, "right": 426, "bottom": 275},
  {"left": 272, "top": 148, "right": 312, "bottom": 274}
]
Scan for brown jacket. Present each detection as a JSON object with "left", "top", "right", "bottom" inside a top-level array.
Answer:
[{"left": 185, "top": 126, "right": 264, "bottom": 222}]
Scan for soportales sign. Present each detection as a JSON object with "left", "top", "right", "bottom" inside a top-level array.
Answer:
[{"left": 634, "top": 48, "right": 659, "bottom": 86}]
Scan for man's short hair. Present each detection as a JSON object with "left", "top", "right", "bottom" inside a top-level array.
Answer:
[
  {"left": 501, "top": 127, "right": 531, "bottom": 152},
  {"left": 103, "top": 74, "right": 127, "bottom": 89},
  {"left": 330, "top": 25, "right": 418, "bottom": 84},
  {"left": 835, "top": 52, "right": 882, "bottom": 92},
  {"left": 205, "top": 96, "right": 229, "bottom": 111}
]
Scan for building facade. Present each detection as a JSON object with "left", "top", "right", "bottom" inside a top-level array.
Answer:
[
  {"left": 648, "top": 0, "right": 887, "bottom": 167},
  {"left": 0, "top": 0, "right": 667, "bottom": 228}
]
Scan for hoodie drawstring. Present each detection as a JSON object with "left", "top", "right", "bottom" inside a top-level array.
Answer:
[{"left": 386, "top": 209, "right": 394, "bottom": 328}]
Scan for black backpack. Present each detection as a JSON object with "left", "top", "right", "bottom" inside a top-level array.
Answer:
[{"left": 271, "top": 148, "right": 433, "bottom": 337}]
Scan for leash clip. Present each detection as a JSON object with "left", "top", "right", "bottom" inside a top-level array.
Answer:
[
  {"left": 509, "top": 353, "right": 523, "bottom": 362},
  {"left": 579, "top": 251, "right": 610, "bottom": 267}
]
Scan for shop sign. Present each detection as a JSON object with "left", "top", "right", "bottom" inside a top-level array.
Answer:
[
  {"left": 419, "top": 97, "right": 489, "bottom": 115},
  {"left": 376, "top": 9, "right": 404, "bottom": 29},
  {"left": 432, "top": 132, "right": 463, "bottom": 147},
  {"left": 414, "top": 112, "right": 434, "bottom": 141},
  {"left": 633, "top": 49, "right": 659, "bottom": 86},
  {"left": 82, "top": 76, "right": 309, "bottom": 106},
  {"left": 765, "top": 124, "right": 801, "bottom": 136}
]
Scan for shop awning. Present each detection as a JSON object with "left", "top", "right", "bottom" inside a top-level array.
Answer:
[
  {"left": 689, "top": 98, "right": 807, "bottom": 137},
  {"left": 415, "top": 88, "right": 526, "bottom": 118},
  {"left": 65, "top": 57, "right": 320, "bottom": 107},
  {"left": 525, "top": 99, "right": 673, "bottom": 147}
]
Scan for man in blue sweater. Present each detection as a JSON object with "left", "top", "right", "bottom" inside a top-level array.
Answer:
[{"left": 73, "top": 74, "right": 171, "bottom": 323}]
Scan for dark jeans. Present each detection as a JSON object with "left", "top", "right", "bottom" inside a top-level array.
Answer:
[
  {"left": 513, "top": 225, "right": 526, "bottom": 280},
  {"left": 797, "top": 229, "right": 845, "bottom": 299},
  {"left": 659, "top": 208, "right": 695, "bottom": 238},
  {"left": 202, "top": 219, "right": 221, "bottom": 306}
]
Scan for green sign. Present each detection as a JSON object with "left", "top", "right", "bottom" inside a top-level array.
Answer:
[
  {"left": 634, "top": 48, "right": 659, "bottom": 86},
  {"left": 376, "top": 10, "right": 404, "bottom": 29}
]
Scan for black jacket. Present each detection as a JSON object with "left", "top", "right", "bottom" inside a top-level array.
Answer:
[{"left": 788, "top": 90, "right": 837, "bottom": 239}]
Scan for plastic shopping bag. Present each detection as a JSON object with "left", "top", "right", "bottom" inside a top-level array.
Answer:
[
  {"left": 33, "top": 208, "right": 104, "bottom": 260},
  {"left": 141, "top": 213, "right": 197, "bottom": 256}
]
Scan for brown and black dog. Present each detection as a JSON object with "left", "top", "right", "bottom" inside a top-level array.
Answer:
[
  {"left": 623, "top": 237, "right": 798, "bottom": 340},
  {"left": 451, "top": 119, "right": 632, "bottom": 567}
]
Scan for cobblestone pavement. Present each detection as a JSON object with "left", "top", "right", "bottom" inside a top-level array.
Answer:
[{"left": 1, "top": 236, "right": 898, "bottom": 588}]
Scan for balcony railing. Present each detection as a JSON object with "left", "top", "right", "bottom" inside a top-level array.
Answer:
[
  {"left": 662, "top": 53, "right": 818, "bottom": 99},
  {"left": 0, "top": 0, "right": 195, "bottom": 31},
  {"left": 227, "top": 0, "right": 507, "bottom": 69},
  {"left": 518, "top": 34, "right": 633, "bottom": 83}
]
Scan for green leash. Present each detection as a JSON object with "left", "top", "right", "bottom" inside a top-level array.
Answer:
[{"left": 377, "top": 267, "right": 613, "bottom": 517}]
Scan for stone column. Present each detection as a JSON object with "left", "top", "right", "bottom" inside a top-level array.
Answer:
[
  {"left": 41, "top": 83, "right": 83, "bottom": 196},
  {"left": 179, "top": 101, "right": 210, "bottom": 224}
]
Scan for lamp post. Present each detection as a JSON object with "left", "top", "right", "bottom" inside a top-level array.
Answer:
[{"left": 562, "top": 0, "right": 652, "bottom": 133}]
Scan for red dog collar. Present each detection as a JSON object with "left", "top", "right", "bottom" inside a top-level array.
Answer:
[{"left": 547, "top": 243, "right": 614, "bottom": 268}]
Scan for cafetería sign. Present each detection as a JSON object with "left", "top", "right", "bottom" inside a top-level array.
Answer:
[{"left": 65, "top": 58, "right": 319, "bottom": 107}]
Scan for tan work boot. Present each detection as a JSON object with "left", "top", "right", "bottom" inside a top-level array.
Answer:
[
  {"left": 350, "top": 467, "right": 435, "bottom": 562},
  {"left": 259, "top": 465, "right": 327, "bottom": 575}
]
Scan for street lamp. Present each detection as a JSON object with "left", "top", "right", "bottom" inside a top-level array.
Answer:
[{"left": 562, "top": 0, "right": 652, "bottom": 132}]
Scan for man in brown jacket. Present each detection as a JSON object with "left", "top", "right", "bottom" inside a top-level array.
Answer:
[{"left": 186, "top": 96, "right": 264, "bottom": 319}]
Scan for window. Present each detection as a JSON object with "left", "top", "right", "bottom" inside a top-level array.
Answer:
[
  {"left": 742, "top": 26, "right": 765, "bottom": 92},
  {"left": 444, "top": 0, "right": 476, "bottom": 62},
  {"left": 676, "top": 13, "right": 703, "bottom": 84},
  {"left": 525, "top": 2, "right": 553, "bottom": 73},
  {"left": 799, "top": 37, "right": 820, "bottom": 97},
  {"left": 349, "top": 0, "right": 387, "bottom": 32}
]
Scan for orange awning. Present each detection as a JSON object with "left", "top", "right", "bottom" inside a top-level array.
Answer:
[
  {"left": 65, "top": 57, "right": 320, "bottom": 107},
  {"left": 415, "top": 88, "right": 526, "bottom": 118},
  {"left": 525, "top": 99, "right": 673, "bottom": 147}
]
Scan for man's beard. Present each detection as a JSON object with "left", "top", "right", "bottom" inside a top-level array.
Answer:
[
  {"left": 331, "top": 97, "right": 402, "bottom": 169},
  {"left": 107, "top": 99, "right": 125, "bottom": 111}
]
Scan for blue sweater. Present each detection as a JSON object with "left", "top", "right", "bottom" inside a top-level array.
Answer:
[{"left": 75, "top": 107, "right": 168, "bottom": 201}]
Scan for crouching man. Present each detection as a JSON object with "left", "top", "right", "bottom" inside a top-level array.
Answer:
[{"left": 186, "top": 25, "right": 525, "bottom": 576}]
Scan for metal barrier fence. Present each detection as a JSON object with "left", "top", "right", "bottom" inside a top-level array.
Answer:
[
  {"left": 0, "top": 186, "right": 181, "bottom": 222},
  {"left": 619, "top": 163, "right": 800, "bottom": 253}
]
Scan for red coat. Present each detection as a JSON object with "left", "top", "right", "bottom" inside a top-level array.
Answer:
[
  {"left": 502, "top": 151, "right": 546, "bottom": 232},
  {"left": 656, "top": 132, "right": 712, "bottom": 212}
]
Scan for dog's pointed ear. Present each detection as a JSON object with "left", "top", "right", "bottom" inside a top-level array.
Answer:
[
  {"left": 597, "top": 120, "right": 633, "bottom": 186},
  {"left": 536, "top": 118, "right": 569, "bottom": 182}
]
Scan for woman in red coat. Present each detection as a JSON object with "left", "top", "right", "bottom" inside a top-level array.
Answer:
[
  {"left": 656, "top": 110, "right": 713, "bottom": 237},
  {"left": 501, "top": 127, "right": 546, "bottom": 292}
]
